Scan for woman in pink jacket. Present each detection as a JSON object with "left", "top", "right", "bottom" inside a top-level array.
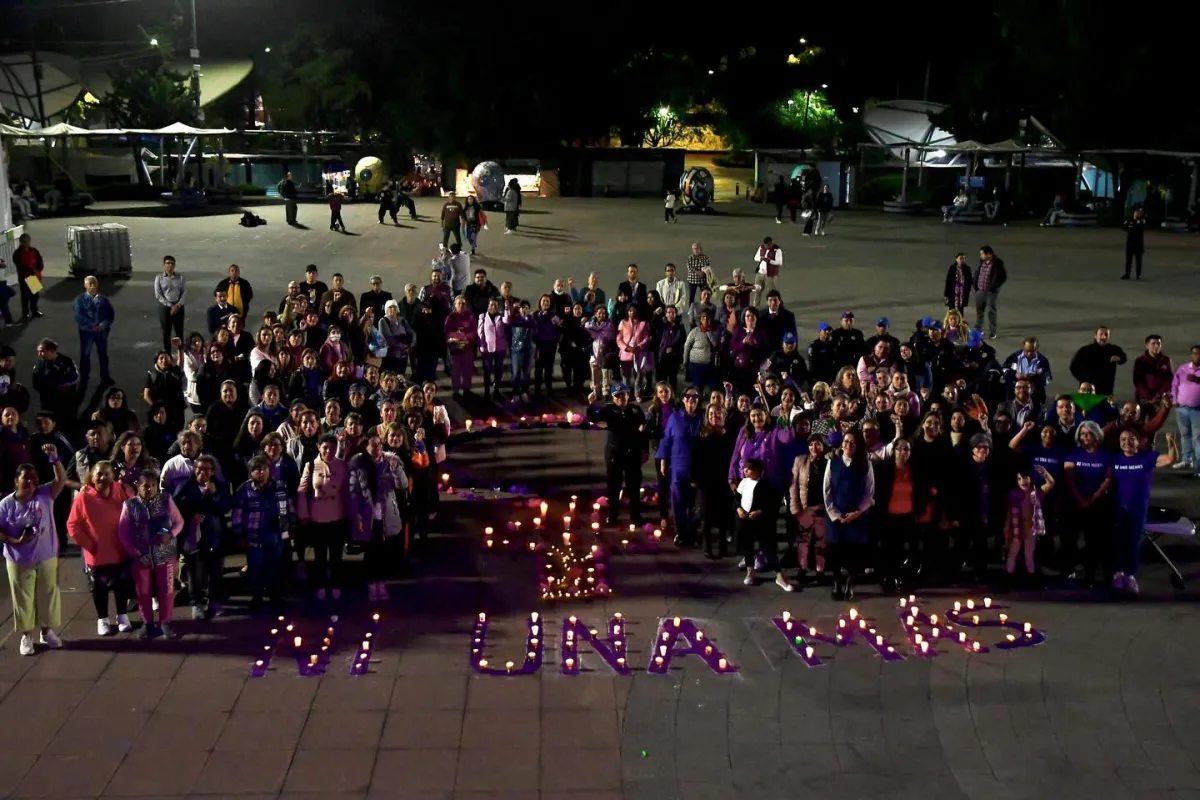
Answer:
[
  {"left": 298, "top": 433, "right": 350, "bottom": 600},
  {"left": 67, "top": 461, "right": 136, "bottom": 636},
  {"left": 444, "top": 296, "right": 478, "bottom": 397},
  {"left": 617, "top": 304, "right": 650, "bottom": 400},
  {"left": 476, "top": 298, "right": 509, "bottom": 401}
]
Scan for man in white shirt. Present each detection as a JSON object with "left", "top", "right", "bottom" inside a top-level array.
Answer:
[
  {"left": 752, "top": 236, "right": 783, "bottom": 305},
  {"left": 655, "top": 263, "right": 688, "bottom": 319}
]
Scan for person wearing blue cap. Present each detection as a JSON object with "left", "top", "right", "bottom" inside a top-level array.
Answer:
[
  {"left": 918, "top": 321, "right": 956, "bottom": 394},
  {"left": 768, "top": 331, "right": 810, "bottom": 388},
  {"left": 831, "top": 311, "right": 866, "bottom": 369},
  {"left": 808, "top": 323, "right": 838, "bottom": 384},
  {"left": 865, "top": 318, "right": 901, "bottom": 359},
  {"left": 587, "top": 383, "right": 648, "bottom": 526}
]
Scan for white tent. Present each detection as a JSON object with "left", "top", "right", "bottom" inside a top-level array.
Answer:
[
  {"left": 0, "top": 123, "right": 234, "bottom": 137},
  {"left": 861, "top": 99, "right": 956, "bottom": 162}
]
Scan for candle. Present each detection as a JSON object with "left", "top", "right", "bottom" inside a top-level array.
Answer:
[
  {"left": 441, "top": 473, "right": 450, "bottom": 483},
  {"left": 533, "top": 517, "right": 541, "bottom": 526},
  {"left": 910, "top": 606, "right": 919, "bottom": 616},
  {"left": 848, "top": 608, "right": 859, "bottom": 621},
  {"left": 983, "top": 597, "right": 992, "bottom": 608},
  {"left": 655, "top": 656, "right": 664, "bottom": 666},
  {"left": 614, "top": 612, "right": 623, "bottom": 620},
  {"left": 704, "top": 645, "right": 713, "bottom": 655},
  {"left": 972, "top": 641, "right": 981, "bottom": 652},
  {"left": 695, "top": 631, "right": 704, "bottom": 640},
  {"left": 1006, "top": 634, "right": 1016, "bottom": 642},
  {"left": 465, "top": 419, "right": 473, "bottom": 431},
  {"left": 661, "top": 631, "right": 671, "bottom": 641},
  {"left": 966, "top": 599, "right": 975, "bottom": 610},
  {"left": 959, "top": 632, "right": 967, "bottom": 642},
  {"left": 591, "top": 522, "right": 600, "bottom": 531},
  {"left": 972, "top": 615, "right": 980, "bottom": 625},
  {"left": 310, "top": 655, "right": 319, "bottom": 666},
  {"left": 614, "top": 625, "right": 622, "bottom": 635},
  {"left": 785, "top": 621, "right": 793, "bottom": 631},
  {"left": 629, "top": 524, "right": 636, "bottom": 532},
  {"left": 593, "top": 502, "right": 601, "bottom": 511},
  {"left": 617, "top": 657, "right": 626, "bottom": 667},
  {"left": 999, "top": 614, "right": 1008, "bottom": 623},
  {"left": 1023, "top": 622, "right": 1032, "bottom": 633},
  {"left": 255, "top": 659, "right": 264, "bottom": 667},
  {"left": 565, "top": 658, "right": 575, "bottom": 669},
  {"left": 899, "top": 597, "right": 907, "bottom": 607},
  {"left": 920, "top": 641, "right": 929, "bottom": 654},
  {"left": 673, "top": 616, "right": 681, "bottom": 627},
  {"left": 929, "top": 614, "right": 938, "bottom": 625},
  {"left": 838, "top": 618, "right": 847, "bottom": 628},
  {"left": 931, "top": 627, "right": 940, "bottom": 638},
  {"left": 270, "top": 628, "right": 278, "bottom": 635},
  {"left": 718, "top": 658, "right": 728, "bottom": 670},
  {"left": 286, "top": 624, "right": 294, "bottom": 632},
  {"left": 563, "top": 516, "right": 571, "bottom": 527},
  {"left": 805, "top": 646, "right": 814, "bottom": 658},
  {"left": 809, "top": 627, "right": 817, "bottom": 637},
  {"left": 876, "top": 635, "right": 883, "bottom": 646},
  {"left": 540, "top": 501, "right": 549, "bottom": 516},
  {"left": 953, "top": 602, "right": 961, "bottom": 612},
  {"left": 908, "top": 594, "right": 917, "bottom": 603},
  {"left": 781, "top": 611, "right": 792, "bottom": 622},
  {"left": 484, "top": 526, "right": 493, "bottom": 536},
  {"left": 914, "top": 633, "right": 923, "bottom": 644},
  {"left": 479, "top": 659, "right": 488, "bottom": 668},
  {"left": 505, "top": 661, "right": 515, "bottom": 671},
  {"left": 490, "top": 418, "right": 497, "bottom": 428},
  {"left": 293, "top": 636, "right": 302, "bottom": 648},
  {"left": 531, "top": 625, "right": 539, "bottom": 635}
]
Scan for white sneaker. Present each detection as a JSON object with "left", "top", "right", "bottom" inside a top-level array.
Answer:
[
  {"left": 367, "top": 583, "right": 379, "bottom": 601},
  {"left": 377, "top": 583, "right": 389, "bottom": 600},
  {"left": 1172, "top": 461, "right": 1195, "bottom": 470},
  {"left": 1112, "top": 572, "right": 1127, "bottom": 590},
  {"left": 40, "top": 629, "right": 62, "bottom": 649},
  {"left": 116, "top": 614, "right": 133, "bottom": 633},
  {"left": 97, "top": 618, "right": 113, "bottom": 637},
  {"left": 1125, "top": 575, "right": 1140, "bottom": 595},
  {"left": 743, "top": 570, "right": 756, "bottom": 586},
  {"left": 316, "top": 588, "right": 327, "bottom": 601},
  {"left": 775, "top": 574, "right": 795, "bottom": 592},
  {"left": 19, "top": 634, "right": 34, "bottom": 656},
  {"left": 191, "top": 605, "right": 205, "bottom": 620}
]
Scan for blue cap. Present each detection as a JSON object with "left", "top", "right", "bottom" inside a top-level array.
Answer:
[
  {"left": 967, "top": 329, "right": 983, "bottom": 346},
  {"left": 842, "top": 311, "right": 855, "bottom": 320},
  {"left": 818, "top": 322, "right": 831, "bottom": 332},
  {"left": 782, "top": 332, "right": 797, "bottom": 344},
  {"left": 610, "top": 383, "right": 630, "bottom": 397},
  {"left": 920, "top": 316, "right": 935, "bottom": 327},
  {"left": 928, "top": 321, "right": 943, "bottom": 331},
  {"left": 876, "top": 317, "right": 890, "bottom": 327}
]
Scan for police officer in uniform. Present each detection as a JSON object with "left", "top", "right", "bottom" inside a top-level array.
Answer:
[{"left": 587, "top": 383, "right": 648, "bottom": 527}]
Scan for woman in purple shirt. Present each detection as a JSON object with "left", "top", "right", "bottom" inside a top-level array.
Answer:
[
  {"left": 1063, "top": 421, "right": 1111, "bottom": 585},
  {"left": 1110, "top": 429, "right": 1176, "bottom": 595},
  {"left": 0, "top": 444, "right": 68, "bottom": 656}
]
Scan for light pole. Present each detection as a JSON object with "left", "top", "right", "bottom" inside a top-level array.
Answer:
[{"left": 189, "top": 0, "right": 202, "bottom": 122}]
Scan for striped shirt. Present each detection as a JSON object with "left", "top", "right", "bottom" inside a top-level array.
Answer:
[{"left": 154, "top": 273, "right": 187, "bottom": 307}]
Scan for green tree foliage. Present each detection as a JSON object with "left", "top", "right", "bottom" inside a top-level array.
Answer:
[
  {"left": 258, "top": 32, "right": 371, "bottom": 133},
  {"left": 97, "top": 61, "right": 193, "bottom": 128}
]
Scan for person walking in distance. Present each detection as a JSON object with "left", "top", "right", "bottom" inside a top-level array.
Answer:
[
  {"left": 814, "top": 184, "right": 834, "bottom": 235},
  {"left": 154, "top": 255, "right": 187, "bottom": 351},
  {"left": 972, "top": 245, "right": 1006, "bottom": 340},
  {"left": 280, "top": 171, "right": 299, "bottom": 226},
  {"left": 12, "top": 233, "right": 44, "bottom": 322},
  {"left": 72, "top": 276, "right": 115, "bottom": 389},
  {"left": 440, "top": 191, "right": 464, "bottom": 249},
  {"left": 752, "top": 236, "right": 783, "bottom": 305},
  {"left": 664, "top": 188, "right": 678, "bottom": 223},
  {"left": 1122, "top": 207, "right": 1146, "bottom": 280},
  {"left": 503, "top": 178, "right": 522, "bottom": 233},
  {"left": 377, "top": 181, "right": 399, "bottom": 225},
  {"left": 328, "top": 190, "right": 347, "bottom": 232}
]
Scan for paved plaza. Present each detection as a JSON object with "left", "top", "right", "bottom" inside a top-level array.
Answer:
[{"left": 0, "top": 197, "right": 1199, "bottom": 799}]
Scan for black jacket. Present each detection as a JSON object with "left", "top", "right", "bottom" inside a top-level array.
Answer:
[
  {"left": 214, "top": 277, "right": 254, "bottom": 316},
  {"left": 943, "top": 263, "right": 973, "bottom": 307},
  {"left": 973, "top": 257, "right": 1008, "bottom": 293},
  {"left": 1069, "top": 342, "right": 1128, "bottom": 396},
  {"left": 587, "top": 402, "right": 649, "bottom": 460}
]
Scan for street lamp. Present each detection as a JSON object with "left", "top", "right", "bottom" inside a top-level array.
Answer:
[
  {"left": 821, "top": 83, "right": 828, "bottom": 89},
  {"left": 657, "top": 106, "right": 671, "bottom": 120},
  {"left": 149, "top": 37, "right": 159, "bottom": 47},
  {"left": 264, "top": 46, "right": 271, "bottom": 53},
  {"left": 799, "top": 37, "right": 807, "bottom": 44}
]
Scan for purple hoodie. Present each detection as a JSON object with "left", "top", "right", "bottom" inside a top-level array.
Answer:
[
  {"left": 728, "top": 424, "right": 795, "bottom": 488},
  {"left": 585, "top": 317, "right": 616, "bottom": 361}
]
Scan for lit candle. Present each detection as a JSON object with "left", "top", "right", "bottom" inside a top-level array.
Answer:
[
  {"left": 593, "top": 502, "right": 601, "bottom": 511},
  {"left": 966, "top": 599, "right": 975, "bottom": 610},
  {"left": 718, "top": 658, "right": 728, "bottom": 670},
  {"left": 972, "top": 641, "right": 981, "bottom": 652},
  {"left": 540, "top": 501, "right": 549, "bottom": 516},
  {"left": 479, "top": 659, "right": 488, "bottom": 668},
  {"left": 293, "top": 636, "right": 302, "bottom": 648},
  {"left": 848, "top": 608, "right": 859, "bottom": 621},
  {"left": 920, "top": 641, "right": 929, "bottom": 654},
  {"left": 505, "top": 661, "right": 515, "bottom": 671},
  {"left": 785, "top": 621, "right": 793, "bottom": 631},
  {"left": 652, "top": 529, "right": 662, "bottom": 539},
  {"left": 1006, "top": 634, "right": 1016, "bottom": 642},
  {"left": 999, "top": 614, "right": 1008, "bottom": 623},
  {"left": 362, "top": 641, "right": 371, "bottom": 651},
  {"left": 886, "top": 646, "right": 895, "bottom": 653},
  {"left": 655, "top": 656, "right": 664, "bottom": 666},
  {"left": 809, "top": 627, "right": 817, "bottom": 636},
  {"left": 673, "top": 616, "right": 681, "bottom": 627},
  {"left": 617, "top": 657, "right": 626, "bottom": 667},
  {"left": 568, "top": 615, "right": 577, "bottom": 624},
  {"left": 490, "top": 419, "right": 497, "bottom": 428},
  {"left": 953, "top": 602, "right": 961, "bottom": 613},
  {"left": 908, "top": 594, "right": 916, "bottom": 603},
  {"left": 613, "top": 625, "right": 622, "bottom": 635},
  {"left": 1023, "top": 622, "right": 1032, "bottom": 633},
  {"left": 255, "top": 659, "right": 264, "bottom": 667},
  {"left": 614, "top": 612, "right": 623, "bottom": 620},
  {"left": 286, "top": 624, "right": 295, "bottom": 632},
  {"left": 270, "top": 628, "right": 278, "bottom": 635},
  {"left": 309, "top": 654, "right": 319, "bottom": 666},
  {"left": 859, "top": 619, "right": 866, "bottom": 629},
  {"left": 704, "top": 645, "right": 713, "bottom": 655},
  {"left": 465, "top": 419, "right": 473, "bottom": 431},
  {"left": 565, "top": 658, "right": 575, "bottom": 669},
  {"left": 441, "top": 473, "right": 450, "bottom": 483},
  {"left": 531, "top": 624, "right": 539, "bottom": 635},
  {"left": 695, "top": 631, "right": 704, "bottom": 640},
  {"left": 533, "top": 517, "right": 541, "bottom": 527},
  {"left": 781, "top": 611, "right": 792, "bottom": 622},
  {"left": 838, "top": 619, "right": 847, "bottom": 628},
  {"left": 929, "top": 614, "right": 938, "bottom": 625},
  {"left": 479, "top": 612, "right": 487, "bottom": 623},
  {"left": 931, "top": 627, "right": 940, "bottom": 638},
  {"left": 876, "top": 635, "right": 883, "bottom": 646},
  {"left": 983, "top": 597, "right": 992, "bottom": 608},
  {"left": 484, "top": 526, "right": 493, "bottom": 536},
  {"left": 910, "top": 606, "right": 919, "bottom": 616},
  {"left": 914, "top": 633, "right": 923, "bottom": 644},
  {"left": 972, "top": 615, "right": 980, "bottom": 625},
  {"left": 959, "top": 632, "right": 967, "bottom": 642},
  {"left": 563, "top": 516, "right": 571, "bottom": 527},
  {"left": 899, "top": 597, "right": 907, "bottom": 607}
]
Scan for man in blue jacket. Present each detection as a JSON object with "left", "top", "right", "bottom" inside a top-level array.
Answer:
[
  {"left": 655, "top": 387, "right": 705, "bottom": 545},
  {"left": 72, "top": 275, "right": 115, "bottom": 388}
]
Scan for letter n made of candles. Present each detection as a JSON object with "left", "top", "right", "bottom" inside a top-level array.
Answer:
[{"left": 560, "top": 613, "right": 632, "bottom": 675}]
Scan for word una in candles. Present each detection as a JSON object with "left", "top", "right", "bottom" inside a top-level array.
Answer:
[
  {"left": 560, "top": 615, "right": 632, "bottom": 675},
  {"left": 647, "top": 617, "right": 736, "bottom": 675}
]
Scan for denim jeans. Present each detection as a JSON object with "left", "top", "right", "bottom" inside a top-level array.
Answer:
[
  {"left": 481, "top": 351, "right": 505, "bottom": 392},
  {"left": 510, "top": 346, "right": 532, "bottom": 393},
  {"left": 1177, "top": 406, "right": 1200, "bottom": 465},
  {"left": 78, "top": 330, "right": 110, "bottom": 384},
  {"left": 246, "top": 537, "right": 283, "bottom": 603}
]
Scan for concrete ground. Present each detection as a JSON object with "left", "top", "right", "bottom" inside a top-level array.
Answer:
[{"left": 0, "top": 197, "right": 1198, "bottom": 799}]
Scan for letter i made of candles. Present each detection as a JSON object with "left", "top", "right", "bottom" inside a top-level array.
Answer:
[
  {"left": 350, "top": 613, "right": 383, "bottom": 676},
  {"left": 471, "top": 612, "right": 545, "bottom": 676},
  {"left": 940, "top": 596, "right": 1045, "bottom": 650},
  {"left": 648, "top": 616, "right": 736, "bottom": 675},
  {"left": 250, "top": 615, "right": 289, "bottom": 677},
  {"left": 560, "top": 613, "right": 632, "bottom": 675}
]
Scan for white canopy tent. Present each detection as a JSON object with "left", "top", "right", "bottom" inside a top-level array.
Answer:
[{"left": 0, "top": 123, "right": 234, "bottom": 137}]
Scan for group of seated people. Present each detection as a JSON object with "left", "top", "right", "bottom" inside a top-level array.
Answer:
[{"left": 0, "top": 244, "right": 1185, "bottom": 658}]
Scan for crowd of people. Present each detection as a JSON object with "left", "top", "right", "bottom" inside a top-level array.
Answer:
[{"left": 0, "top": 232, "right": 1191, "bottom": 656}]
